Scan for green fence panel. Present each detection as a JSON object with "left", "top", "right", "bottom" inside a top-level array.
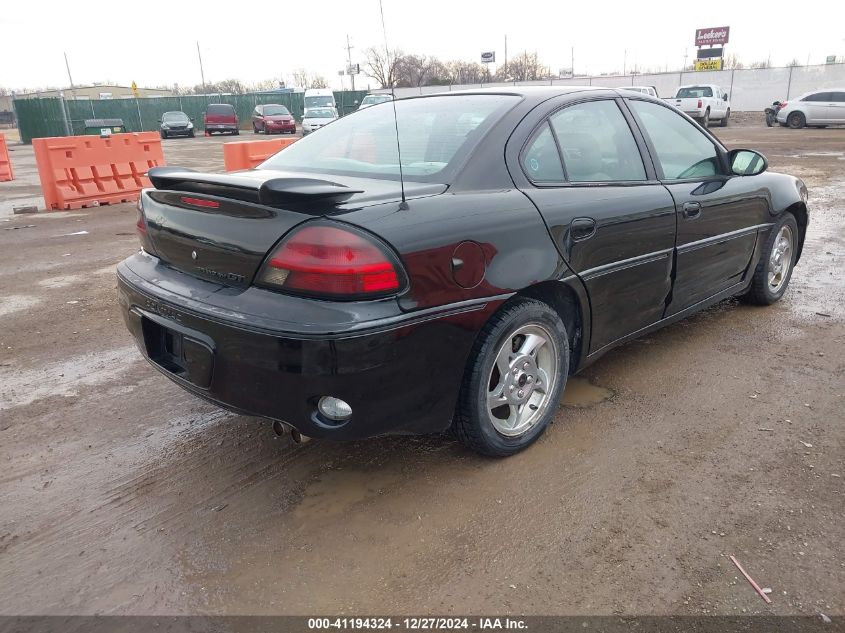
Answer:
[
  {"left": 14, "top": 98, "right": 68, "bottom": 143},
  {"left": 16, "top": 92, "right": 365, "bottom": 143}
]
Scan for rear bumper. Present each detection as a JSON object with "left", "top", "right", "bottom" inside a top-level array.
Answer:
[
  {"left": 117, "top": 254, "right": 503, "bottom": 439},
  {"left": 205, "top": 123, "right": 238, "bottom": 132}
]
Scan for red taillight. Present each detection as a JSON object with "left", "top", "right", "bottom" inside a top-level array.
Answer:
[
  {"left": 257, "top": 225, "right": 403, "bottom": 299},
  {"left": 697, "top": 99, "right": 703, "bottom": 108},
  {"left": 780, "top": 102, "right": 787, "bottom": 109},
  {"left": 180, "top": 196, "right": 220, "bottom": 209}
]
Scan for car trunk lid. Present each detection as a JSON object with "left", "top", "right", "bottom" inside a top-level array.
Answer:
[{"left": 142, "top": 167, "right": 445, "bottom": 289}]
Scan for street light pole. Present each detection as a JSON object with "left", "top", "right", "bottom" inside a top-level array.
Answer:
[
  {"left": 345, "top": 34, "right": 355, "bottom": 91},
  {"left": 196, "top": 41, "right": 206, "bottom": 94}
]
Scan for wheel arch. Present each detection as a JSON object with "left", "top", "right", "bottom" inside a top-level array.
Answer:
[
  {"left": 785, "top": 201, "right": 809, "bottom": 263},
  {"left": 514, "top": 279, "right": 588, "bottom": 375}
]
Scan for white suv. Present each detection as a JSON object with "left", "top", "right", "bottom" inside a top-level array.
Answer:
[{"left": 777, "top": 89, "right": 845, "bottom": 128}]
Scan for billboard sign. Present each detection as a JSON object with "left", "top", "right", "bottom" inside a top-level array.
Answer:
[
  {"left": 697, "top": 47, "right": 724, "bottom": 59},
  {"left": 695, "top": 26, "right": 730, "bottom": 47},
  {"left": 481, "top": 51, "right": 495, "bottom": 64},
  {"left": 694, "top": 59, "right": 723, "bottom": 71}
]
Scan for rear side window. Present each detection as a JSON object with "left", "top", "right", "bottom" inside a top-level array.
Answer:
[
  {"left": 550, "top": 100, "right": 646, "bottom": 182},
  {"left": 629, "top": 100, "right": 721, "bottom": 180},
  {"left": 831, "top": 92, "right": 845, "bottom": 102},
  {"left": 522, "top": 124, "right": 564, "bottom": 182},
  {"left": 207, "top": 104, "right": 235, "bottom": 116}
]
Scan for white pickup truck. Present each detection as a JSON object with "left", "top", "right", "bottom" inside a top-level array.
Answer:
[{"left": 670, "top": 84, "right": 730, "bottom": 128}]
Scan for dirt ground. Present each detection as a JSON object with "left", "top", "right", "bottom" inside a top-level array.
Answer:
[{"left": 0, "top": 125, "right": 842, "bottom": 617}]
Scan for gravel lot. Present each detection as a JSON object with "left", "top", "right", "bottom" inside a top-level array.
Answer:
[{"left": 0, "top": 125, "right": 842, "bottom": 617}]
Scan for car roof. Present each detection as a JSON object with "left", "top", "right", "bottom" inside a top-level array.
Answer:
[{"left": 395, "top": 85, "right": 677, "bottom": 107}]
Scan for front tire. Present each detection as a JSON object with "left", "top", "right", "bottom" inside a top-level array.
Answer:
[
  {"left": 788, "top": 112, "right": 806, "bottom": 129},
  {"left": 453, "top": 298, "right": 569, "bottom": 457},
  {"left": 743, "top": 213, "right": 799, "bottom": 305}
]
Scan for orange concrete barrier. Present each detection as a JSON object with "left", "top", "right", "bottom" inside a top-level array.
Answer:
[
  {"left": 223, "top": 137, "right": 297, "bottom": 171},
  {"left": 0, "top": 133, "right": 13, "bottom": 182},
  {"left": 32, "top": 132, "right": 165, "bottom": 210}
]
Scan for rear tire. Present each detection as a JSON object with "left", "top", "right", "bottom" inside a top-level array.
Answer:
[
  {"left": 452, "top": 298, "right": 569, "bottom": 457},
  {"left": 253, "top": 124, "right": 259, "bottom": 134},
  {"left": 233, "top": 129, "right": 240, "bottom": 136},
  {"left": 720, "top": 109, "right": 730, "bottom": 127},
  {"left": 742, "top": 212, "right": 799, "bottom": 305},
  {"left": 788, "top": 112, "right": 806, "bottom": 129},
  {"left": 701, "top": 109, "right": 710, "bottom": 128}
]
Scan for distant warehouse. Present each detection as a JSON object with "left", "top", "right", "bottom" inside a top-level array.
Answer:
[{"left": 15, "top": 84, "right": 175, "bottom": 100}]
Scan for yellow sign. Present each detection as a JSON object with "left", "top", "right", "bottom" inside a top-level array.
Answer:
[
  {"left": 131, "top": 81, "right": 139, "bottom": 96},
  {"left": 694, "top": 59, "right": 723, "bottom": 71}
]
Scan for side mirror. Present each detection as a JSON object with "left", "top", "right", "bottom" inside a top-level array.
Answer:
[
  {"left": 190, "top": 117, "right": 194, "bottom": 122},
  {"left": 729, "top": 149, "right": 767, "bottom": 176},
  {"left": 157, "top": 119, "right": 162, "bottom": 123}
]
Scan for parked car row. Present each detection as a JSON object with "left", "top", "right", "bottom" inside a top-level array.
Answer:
[{"left": 157, "top": 91, "right": 392, "bottom": 140}]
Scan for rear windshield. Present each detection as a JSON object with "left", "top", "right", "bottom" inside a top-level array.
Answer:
[
  {"left": 206, "top": 104, "right": 235, "bottom": 116},
  {"left": 259, "top": 94, "right": 519, "bottom": 182},
  {"left": 263, "top": 105, "right": 290, "bottom": 116},
  {"left": 676, "top": 86, "right": 713, "bottom": 98}
]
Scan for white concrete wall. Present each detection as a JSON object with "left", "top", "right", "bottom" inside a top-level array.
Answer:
[{"left": 375, "top": 63, "right": 845, "bottom": 111}]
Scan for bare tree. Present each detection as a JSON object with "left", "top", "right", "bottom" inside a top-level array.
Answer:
[
  {"left": 394, "top": 54, "right": 435, "bottom": 87},
  {"left": 495, "top": 51, "right": 546, "bottom": 82},
  {"left": 364, "top": 46, "right": 401, "bottom": 88},
  {"left": 446, "top": 61, "right": 487, "bottom": 84},
  {"left": 786, "top": 58, "right": 801, "bottom": 67},
  {"left": 292, "top": 68, "right": 311, "bottom": 89},
  {"left": 749, "top": 60, "right": 770, "bottom": 69},
  {"left": 723, "top": 53, "right": 744, "bottom": 70},
  {"left": 310, "top": 75, "right": 329, "bottom": 89}
]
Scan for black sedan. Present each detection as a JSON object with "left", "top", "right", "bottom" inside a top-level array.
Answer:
[
  {"left": 159, "top": 111, "right": 195, "bottom": 139},
  {"left": 120, "top": 87, "right": 809, "bottom": 456}
]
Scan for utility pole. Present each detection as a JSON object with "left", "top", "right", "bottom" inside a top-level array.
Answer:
[
  {"left": 624, "top": 49, "right": 627, "bottom": 75},
  {"left": 504, "top": 34, "right": 508, "bottom": 70},
  {"left": 196, "top": 41, "right": 206, "bottom": 94},
  {"left": 683, "top": 49, "right": 688, "bottom": 71},
  {"left": 345, "top": 34, "right": 355, "bottom": 91},
  {"left": 571, "top": 46, "right": 574, "bottom": 77},
  {"left": 63, "top": 52, "right": 77, "bottom": 100}
]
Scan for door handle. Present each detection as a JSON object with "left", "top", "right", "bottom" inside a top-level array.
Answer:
[
  {"left": 682, "top": 201, "right": 702, "bottom": 219},
  {"left": 570, "top": 217, "right": 596, "bottom": 241}
]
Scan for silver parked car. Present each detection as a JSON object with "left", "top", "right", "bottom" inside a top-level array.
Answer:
[{"left": 777, "top": 89, "right": 845, "bottom": 128}]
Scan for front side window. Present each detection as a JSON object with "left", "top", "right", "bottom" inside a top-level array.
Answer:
[
  {"left": 522, "top": 123, "right": 564, "bottom": 182},
  {"left": 550, "top": 100, "right": 646, "bottom": 182},
  {"left": 629, "top": 100, "right": 721, "bottom": 180},
  {"left": 831, "top": 92, "right": 845, "bottom": 102},
  {"left": 260, "top": 94, "right": 519, "bottom": 182}
]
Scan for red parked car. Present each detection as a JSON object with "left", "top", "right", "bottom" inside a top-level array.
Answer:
[
  {"left": 252, "top": 104, "right": 296, "bottom": 134},
  {"left": 203, "top": 103, "right": 239, "bottom": 135}
]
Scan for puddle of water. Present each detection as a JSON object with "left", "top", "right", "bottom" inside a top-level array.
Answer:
[
  {"left": 293, "top": 469, "right": 402, "bottom": 523},
  {"left": 0, "top": 345, "right": 138, "bottom": 410},
  {"left": 561, "top": 377, "right": 613, "bottom": 407},
  {"left": 0, "top": 295, "right": 41, "bottom": 318}
]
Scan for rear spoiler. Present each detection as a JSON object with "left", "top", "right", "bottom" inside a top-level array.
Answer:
[{"left": 147, "top": 167, "right": 363, "bottom": 208}]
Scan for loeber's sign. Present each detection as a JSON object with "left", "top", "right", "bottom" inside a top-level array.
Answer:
[{"left": 695, "top": 26, "right": 730, "bottom": 46}]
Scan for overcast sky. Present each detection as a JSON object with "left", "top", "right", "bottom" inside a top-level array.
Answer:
[{"left": 1, "top": 0, "right": 843, "bottom": 91}]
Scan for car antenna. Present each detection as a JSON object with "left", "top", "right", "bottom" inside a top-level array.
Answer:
[{"left": 379, "top": 0, "right": 408, "bottom": 210}]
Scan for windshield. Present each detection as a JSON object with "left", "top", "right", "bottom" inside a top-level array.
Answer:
[
  {"left": 361, "top": 95, "right": 391, "bottom": 105},
  {"left": 676, "top": 86, "right": 713, "bottom": 98},
  {"left": 259, "top": 94, "right": 519, "bottom": 182},
  {"left": 305, "top": 108, "right": 336, "bottom": 119},
  {"left": 263, "top": 105, "right": 290, "bottom": 116},
  {"left": 162, "top": 111, "right": 189, "bottom": 122},
  {"left": 305, "top": 96, "right": 334, "bottom": 108}
]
